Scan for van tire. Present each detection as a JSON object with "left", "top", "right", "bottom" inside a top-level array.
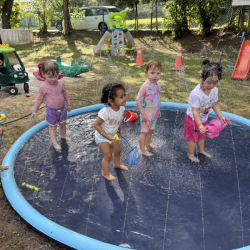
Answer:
[
  {"left": 9, "top": 86, "right": 18, "bottom": 95},
  {"left": 99, "top": 22, "right": 108, "bottom": 32}
]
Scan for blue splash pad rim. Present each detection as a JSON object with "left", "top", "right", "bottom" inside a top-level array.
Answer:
[{"left": 2, "top": 101, "right": 250, "bottom": 250}]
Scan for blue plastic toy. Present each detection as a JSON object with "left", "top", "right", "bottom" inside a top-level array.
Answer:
[{"left": 121, "top": 136, "right": 140, "bottom": 167}]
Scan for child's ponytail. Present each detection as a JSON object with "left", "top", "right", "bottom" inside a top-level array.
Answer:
[
  {"left": 201, "top": 59, "right": 222, "bottom": 81},
  {"left": 101, "top": 83, "right": 125, "bottom": 106}
]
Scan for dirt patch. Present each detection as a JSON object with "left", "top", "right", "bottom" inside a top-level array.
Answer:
[{"left": 0, "top": 28, "right": 248, "bottom": 249}]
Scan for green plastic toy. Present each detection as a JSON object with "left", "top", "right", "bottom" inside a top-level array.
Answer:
[
  {"left": 22, "top": 182, "right": 41, "bottom": 192},
  {"left": 0, "top": 44, "right": 30, "bottom": 95},
  {"left": 51, "top": 56, "right": 91, "bottom": 77},
  {"left": 0, "top": 111, "right": 6, "bottom": 149}
]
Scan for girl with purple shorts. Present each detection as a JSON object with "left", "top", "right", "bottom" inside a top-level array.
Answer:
[
  {"left": 184, "top": 60, "right": 225, "bottom": 162},
  {"left": 31, "top": 61, "right": 71, "bottom": 150},
  {"left": 136, "top": 59, "right": 162, "bottom": 157}
]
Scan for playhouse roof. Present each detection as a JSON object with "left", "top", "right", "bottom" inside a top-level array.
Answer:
[{"left": 232, "top": 0, "right": 250, "bottom": 6}]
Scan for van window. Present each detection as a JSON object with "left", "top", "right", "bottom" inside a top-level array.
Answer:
[
  {"left": 85, "top": 9, "right": 94, "bottom": 16},
  {"left": 109, "top": 8, "right": 120, "bottom": 13}
]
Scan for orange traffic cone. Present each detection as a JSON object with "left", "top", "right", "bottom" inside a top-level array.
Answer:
[
  {"left": 136, "top": 43, "right": 145, "bottom": 66},
  {"left": 124, "top": 111, "right": 138, "bottom": 122},
  {"left": 171, "top": 44, "right": 186, "bottom": 71}
]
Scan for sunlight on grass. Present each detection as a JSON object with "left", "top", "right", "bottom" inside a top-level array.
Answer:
[
  {"left": 126, "top": 18, "right": 164, "bottom": 30},
  {"left": 1, "top": 31, "right": 249, "bottom": 158}
]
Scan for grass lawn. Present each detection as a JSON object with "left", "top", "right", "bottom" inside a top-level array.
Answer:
[
  {"left": 0, "top": 29, "right": 249, "bottom": 154},
  {"left": 126, "top": 18, "right": 164, "bottom": 30},
  {"left": 17, "top": 26, "right": 57, "bottom": 30}
]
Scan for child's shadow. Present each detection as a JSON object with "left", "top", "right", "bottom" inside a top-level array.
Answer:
[
  {"left": 48, "top": 139, "right": 77, "bottom": 203},
  {"left": 105, "top": 169, "right": 138, "bottom": 245}
]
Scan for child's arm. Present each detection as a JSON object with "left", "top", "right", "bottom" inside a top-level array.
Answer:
[
  {"left": 94, "top": 117, "right": 116, "bottom": 142},
  {"left": 61, "top": 81, "right": 72, "bottom": 112},
  {"left": 118, "top": 123, "right": 124, "bottom": 138},
  {"left": 136, "top": 100, "right": 149, "bottom": 122},
  {"left": 31, "top": 86, "right": 45, "bottom": 119},
  {"left": 0, "top": 127, "right": 2, "bottom": 136},
  {"left": 192, "top": 107, "right": 207, "bottom": 134},
  {"left": 136, "top": 84, "right": 149, "bottom": 122},
  {"left": 0, "top": 165, "right": 8, "bottom": 171},
  {"left": 212, "top": 102, "right": 226, "bottom": 123}
]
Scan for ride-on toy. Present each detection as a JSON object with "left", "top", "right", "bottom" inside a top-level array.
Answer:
[{"left": 0, "top": 44, "right": 29, "bottom": 95}]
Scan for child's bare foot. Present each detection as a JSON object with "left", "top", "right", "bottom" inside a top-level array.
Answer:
[
  {"left": 141, "top": 150, "right": 153, "bottom": 157},
  {"left": 199, "top": 151, "right": 212, "bottom": 158},
  {"left": 53, "top": 144, "right": 62, "bottom": 150},
  {"left": 187, "top": 153, "right": 200, "bottom": 163},
  {"left": 61, "top": 137, "right": 71, "bottom": 141},
  {"left": 0, "top": 166, "right": 8, "bottom": 171},
  {"left": 102, "top": 173, "right": 116, "bottom": 181},
  {"left": 114, "top": 165, "right": 128, "bottom": 171},
  {"left": 146, "top": 144, "right": 158, "bottom": 149}
]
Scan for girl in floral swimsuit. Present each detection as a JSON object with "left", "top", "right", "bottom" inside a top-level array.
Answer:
[{"left": 136, "top": 59, "right": 162, "bottom": 157}]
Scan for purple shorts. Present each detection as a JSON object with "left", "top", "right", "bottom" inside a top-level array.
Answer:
[
  {"left": 184, "top": 114, "right": 207, "bottom": 142},
  {"left": 46, "top": 105, "right": 67, "bottom": 126}
]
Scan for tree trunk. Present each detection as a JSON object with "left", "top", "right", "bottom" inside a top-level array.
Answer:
[
  {"left": 135, "top": 2, "right": 138, "bottom": 31},
  {"left": 2, "top": 0, "right": 14, "bottom": 29},
  {"left": 240, "top": 9, "right": 245, "bottom": 32},
  {"left": 63, "top": 0, "right": 72, "bottom": 35},
  {"left": 229, "top": 6, "right": 238, "bottom": 27},
  {"left": 40, "top": 1, "right": 47, "bottom": 34},
  {"left": 155, "top": 0, "right": 158, "bottom": 32},
  {"left": 248, "top": 11, "right": 250, "bottom": 33}
]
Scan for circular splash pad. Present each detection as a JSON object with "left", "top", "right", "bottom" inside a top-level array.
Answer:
[{"left": 2, "top": 102, "right": 250, "bottom": 250}]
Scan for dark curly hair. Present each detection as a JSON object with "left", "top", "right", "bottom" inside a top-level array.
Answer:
[
  {"left": 201, "top": 59, "right": 222, "bottom": 81},
  {"left": 101, "top": 83, "right": 126, "bottom": 106}
]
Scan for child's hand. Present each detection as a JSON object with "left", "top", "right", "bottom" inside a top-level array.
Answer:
[
  {"left": 0, "top": 128, "right": 2, "bottom": 136},
  {"left": 118, "top": 130, "right": 124, "bottom": 138},
  {"left": 30, "top": 112, "right": 37, "bottom": 120},
  {"left": 198, "top": 124, "right": 207, "bottom": 134},
  {"left": 141, "top": 113, "right": 149, "bottom": 122},
  {"left": 67, "top": 107, "right": 72, "bottom": 113},
  {"left": 0, "top": 165, "right": 8, "bottom": 171},
  {"left": 107, "top": 135, "right": 117, "bottom": 142},
  {"left": 220, "top": 116, "right": 226, "bottom": 124},
  {"left": 158, "top": 111, "right": 161, "bottom": 118}
]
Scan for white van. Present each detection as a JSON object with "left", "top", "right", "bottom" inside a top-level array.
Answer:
[{"left": 72, "top": 6, "right": 120, "bottom": 31}]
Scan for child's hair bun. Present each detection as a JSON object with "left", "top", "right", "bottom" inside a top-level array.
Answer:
[{"left": 202, "top": 59, "right": 211, "bottom": 65}]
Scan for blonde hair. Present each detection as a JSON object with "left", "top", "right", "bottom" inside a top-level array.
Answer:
[
  {"left": 42, "top": 61, "right": 59, "bottom": 76},
  {"left": 146, "top": 59, "right": 162, "bottom": 72}
]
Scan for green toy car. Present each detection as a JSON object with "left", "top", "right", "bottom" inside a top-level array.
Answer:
[{"left": 0, "top": 44, "right": 29, "bottom": 95}]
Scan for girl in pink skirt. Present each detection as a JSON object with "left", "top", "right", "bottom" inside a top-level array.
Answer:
[{"left": 184, "top": 60, "right": 225, "bottom": 162}]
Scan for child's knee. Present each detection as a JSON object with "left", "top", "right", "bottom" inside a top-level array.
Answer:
[{"left": 104, "top": 154, "right": 112, "bottom": 162}]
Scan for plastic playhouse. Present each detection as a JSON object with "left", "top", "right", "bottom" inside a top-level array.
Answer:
[
  {"left": 51, "top": 56, "right": 91, "bottom": 77},
  {"left": 0, "top": 44, "right": 29, "bottom": 95},
  {"left": 94, "top": 10, "right": 136, "bottom": 56}
]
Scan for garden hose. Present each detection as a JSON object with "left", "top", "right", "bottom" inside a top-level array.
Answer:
[{"left": 3, "top": 98, "right": 94, "bottom": 126}]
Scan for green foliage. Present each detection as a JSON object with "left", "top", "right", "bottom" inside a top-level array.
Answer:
[
  {"left": 10, "top": 2, "right": 24, "bottom": 28},
  {"left": 162, "top": 0, "right": 190, "bottom": 38},
  {"left": 0, "top": 0, "right": 23, "bottom": 28},
  {"left": 191, "top": 0, "right": 229, "bottom": 36},
  {"left": 71, "top": 6, "right": 84, "bottom": 24},
  {"left": 32, "top": 0, "right": 62, "bottom": 33}
]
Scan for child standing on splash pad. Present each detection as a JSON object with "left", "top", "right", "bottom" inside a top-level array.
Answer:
[
  {"left": 136, "top": 59, "right": 162, "bottom": 157},
  {"left": 31, "top": 61, "right": 71, "bottom": 150},
  {"left": 94, "top": 83, "right": 128, "bottom": 181},
  {"left": 184, "top": 60, "right": 226, "bottom": 162}
]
